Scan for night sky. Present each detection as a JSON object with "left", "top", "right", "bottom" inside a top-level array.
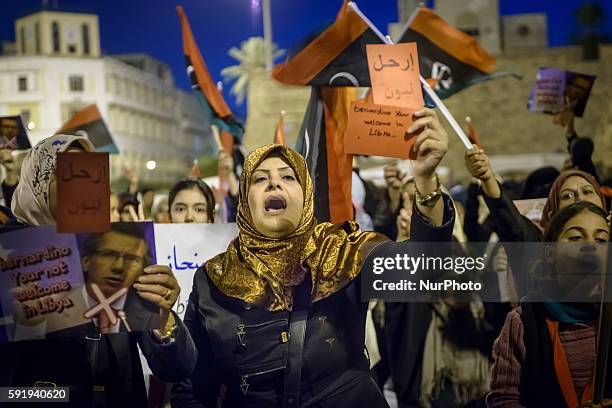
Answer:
[{"left": 2, "top": 0, "right": 611, "bottom": 117}]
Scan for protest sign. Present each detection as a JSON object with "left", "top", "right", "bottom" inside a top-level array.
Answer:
[
  {"left": 0, "top": 226, "right": 84, "bottom": 342},
  {"left": 513, "top": 198, "right": 547, "bottom": 225},
  {"left": 56, "top": 152, "right": 110, "bottom": 233},
  {"left": 154, "top": 223, "right": 238, "bottom": 320},
  {"left": 139, "top": 223, "right": 237, "bottom": 376},
  {"left": 527, "top": 67, "right": 596, "bottom": 117},
  {"left": 75, "top": 222, "right": 159, "bottom": 334},
  {"left": 345, "top": 102, "right": 418, "bottom": 160},
  {"left": 367, "top": 42, "right": 424, "bottom": 109},
  {"left": 0, "top": 115, "right": 31, "bottom": 151}
]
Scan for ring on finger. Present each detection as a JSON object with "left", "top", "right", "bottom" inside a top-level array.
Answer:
[{"left": 164, "top": 288, "right": 172, "bottom": 300}]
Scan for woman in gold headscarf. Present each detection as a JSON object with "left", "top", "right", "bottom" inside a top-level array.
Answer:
[{"left": 172, "top": 109, "right": 455, "bottom": 408}]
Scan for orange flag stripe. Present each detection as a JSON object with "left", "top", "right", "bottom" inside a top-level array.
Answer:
[
  {"left": 322, "top": 87, "right": 355, "bottom": 223},
  {"left": 274, "top": 112, "right": 285, "bottom": 145},
  {"left": 177, "top": 6, "right": 233, "bottom": 119}
]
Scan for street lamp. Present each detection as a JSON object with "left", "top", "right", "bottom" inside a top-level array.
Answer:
[
  {"left": 146, "top": 160, "right": 157, "bottom": 171},
  {"left": 251, "top": 0, "right": 273, "bottom": 71}
]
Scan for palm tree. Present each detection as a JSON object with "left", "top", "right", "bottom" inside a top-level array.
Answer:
[{"left": 221, "top": 37, "right": 285, "bottom": 105}]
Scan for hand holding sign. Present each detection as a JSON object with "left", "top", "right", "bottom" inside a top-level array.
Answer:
[
  {"left": 133, "top": 264, "right": 180, "bottom": 332},
  {"left": 409, "top": 108, "right": 448, "bottom": 179}
]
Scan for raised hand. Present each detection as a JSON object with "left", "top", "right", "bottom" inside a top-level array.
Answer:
[
  {"left": 464, "top": 148, "right": 501, "bottom": 199},
  {"left": 409, "top": 108, "right": 448, "bottom": 180},
  {"left": 384, "top": 161, "right": 406, "bottom": 214},
  {"left": 465, "top": 148, "right": 493, "bottom": 181}
]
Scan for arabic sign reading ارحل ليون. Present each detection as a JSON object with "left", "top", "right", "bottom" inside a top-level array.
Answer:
[
  {"left": 366, "top": 42, "right": 424, "bottom": 109},
  {"left": 56, "top": 152, "right": 110, "bottom": 233}
]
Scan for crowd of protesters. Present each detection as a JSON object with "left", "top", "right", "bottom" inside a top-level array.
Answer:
[{"left": 0, "top": 96, "right": 610, "bottom": 408}]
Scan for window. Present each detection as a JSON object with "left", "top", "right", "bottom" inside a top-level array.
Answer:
[
  {"left": 52, "top": 22, "right": 60, "bottom": 53},
  {"left": 35, "top": 23, "right": 40, "bottom": 53},
  {"left": 18, "top": 76, "right": 27, "bottom": 92},
  {"left": 69, "top": 75, "right": 84, "bottom": 92},
  {"left": 20, "top": 27, "right": 26, "bottom": 53},
  {"left": 82, "top": 24, "right": 90, "bottom": 55},
  {"left": 68, "top": 45, "right": 76, "bottom": 54}
]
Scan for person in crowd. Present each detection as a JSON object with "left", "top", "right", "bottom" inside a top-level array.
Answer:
[
  {"left": 171, "top": 108, "right": 454, "bottom": 407},
  {"left": 553, "top": 100, "right": 600, "bottom": 182},
  {"left": 1, "top": 134, "right": 196, "bottom": 407},
  {"left": 521, "top": 167, "right": 559, "bottom": 200},
  {"left": 110, "top": 193, "right": 120, "bottom": 223},
  {"left": 488, "top": 201, "right": 611, "bottom": 407},
  {"left": 219, "top": 148, "right": 240, "bottom": 222},
  {"left": 386, "top": 178, "right": 497, "bottom": 408},
  {"left": 139, "top": 187, "right": 156, "bottom": 219},
  {"left": 169, "top": 177, "right": 216, "bottom": 224},
  {"left": 1, "top": 149, "right": 18, "bottom": 210},
  {"left": 118, "top": 191, "right": 142, "bottom": 222},
  {"left": 151, "top": 194, "right": 171, "bottom": 223},
  {"left": 465, "top": 148, "right": 607, "bottom": 300},
  {"left": 465, "top": 149, "right": 606, "bottom": 241}
]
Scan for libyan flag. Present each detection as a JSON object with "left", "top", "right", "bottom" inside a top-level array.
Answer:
[
  {"left": 273, "top": 1, "right": 377, "bottom": 223},
  {"left": 176, "top": 6, "right": 243, "bottom": 138},
  {"left": 273, "top": 0, "right": 383, "bottom": 87},
  {"left": 395, "top": 6, "right": 519, "bottom": 98},
  {"left": 56, "top": 104, "right": 118, "bottom": 153}
]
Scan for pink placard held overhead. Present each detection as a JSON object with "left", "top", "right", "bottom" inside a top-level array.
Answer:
[{"left": 367, "top": 42, "right": 424, "bottom": 109}]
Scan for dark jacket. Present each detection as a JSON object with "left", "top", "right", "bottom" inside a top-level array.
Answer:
[
  {"left": 0, "top": 315, "right": 196, "bottom": 408},
  {"left": 171, "top": 196, "right": 455, "bottom": 407}
]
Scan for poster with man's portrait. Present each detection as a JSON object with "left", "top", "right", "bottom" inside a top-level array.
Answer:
[
  {"left": 74, "top": 222, "right": 159, "bottom": 335},
  {"left": 0, "top": 115, "right": 31, "bottom": 151},
  {"left": 527, "top": 67, "right": 596, "bottom": 117}
]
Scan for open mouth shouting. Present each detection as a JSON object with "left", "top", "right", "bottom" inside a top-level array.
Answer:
[{"left": 264, "top": 195, "right": 287, "bottom": 215}]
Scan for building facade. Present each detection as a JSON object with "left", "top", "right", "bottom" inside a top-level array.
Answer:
[{"left": 0, "top": 9, "right": 211, "bottom": 185}]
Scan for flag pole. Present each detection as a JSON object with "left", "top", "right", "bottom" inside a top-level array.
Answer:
[
  {"left": 211, "top": 125, "right": 223, "bottom": 151},
  {"left": 262, "top": 0, "right": 273, "bottom": 71},
  {"left": 347, "top": 2, "right": 474, "bottom": 151}
]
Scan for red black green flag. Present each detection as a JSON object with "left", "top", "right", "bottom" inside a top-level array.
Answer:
[
  {"left": 273, "top": 1, "right": 383, "bottom": 87},
  {"left": 395, "top": 6, "right": 519, "bottom": 98},
  {"left": 56, "top": 104, "right": 118, "bottom": 153},
  {"left": 177, "top": 6, "right": 243, "bottom": 138},
  {"left": 274, "top": 1, "right": 372, "bottom": 223}
]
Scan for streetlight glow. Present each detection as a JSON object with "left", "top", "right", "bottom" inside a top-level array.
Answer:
[{"left": 146, "top": 160, "right": 157, "bottom": 170}]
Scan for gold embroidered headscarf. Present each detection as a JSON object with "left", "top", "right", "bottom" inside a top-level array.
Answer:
[{"left": 206, "top": 144, "right": 386, "bottom": 311}]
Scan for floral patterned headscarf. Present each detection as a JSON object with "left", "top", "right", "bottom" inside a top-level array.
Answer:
[{"left": 12, "top": 134, "right": 95, "bottom": 225}]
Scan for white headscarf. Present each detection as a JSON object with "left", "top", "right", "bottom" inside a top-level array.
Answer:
[{"left": 12, "top": 134, "right": 95, "bottom": 225}]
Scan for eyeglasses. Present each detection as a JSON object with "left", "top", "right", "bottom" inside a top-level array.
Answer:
[{"left": 93, "top": 249, "right": 145, "bottom": 266}]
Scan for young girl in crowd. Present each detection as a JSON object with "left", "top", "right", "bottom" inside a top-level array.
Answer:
[
  {"left": 168, "top": 177, "right": 216, "bottom": 224},
  {"left": 488, "top": 201, "right": 611, "bottom": 407}
]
